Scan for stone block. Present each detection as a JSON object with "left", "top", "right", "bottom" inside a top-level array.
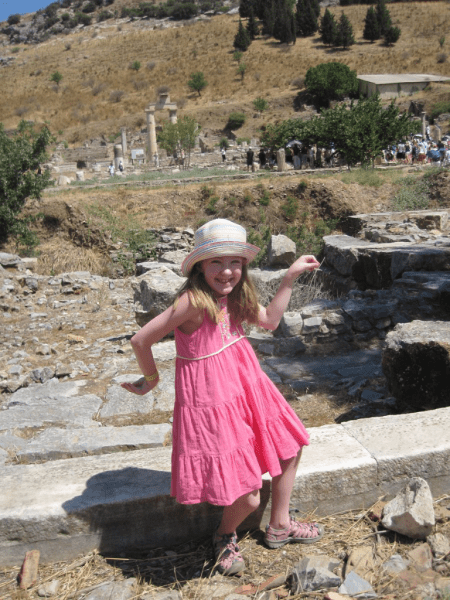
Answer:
[
  {"left": 382, "top": 320, "right": 450, "bottom": 410},
  {"left": 342, "top": 408, "right": 450, "bottom": 496}
]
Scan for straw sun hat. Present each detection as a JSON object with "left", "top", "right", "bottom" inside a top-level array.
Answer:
[{"left": 181, "top": 219, "right": 260, "bottom": 276}]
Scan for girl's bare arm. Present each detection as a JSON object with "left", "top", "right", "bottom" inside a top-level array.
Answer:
[
  {"left": 257, "top": 255, "right": 320, "bottom": 331},
  {"left": 121, "top": 293, "right": 200, "bottom": 395}
]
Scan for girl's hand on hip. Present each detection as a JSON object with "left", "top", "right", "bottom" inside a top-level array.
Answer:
[{"left": 121, "top": 376, "right": 158, "bottom": 396}]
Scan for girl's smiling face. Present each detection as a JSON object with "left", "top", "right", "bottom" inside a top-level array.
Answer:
[{"left": 201, "top": 256, "right": 244, "bottom": 297}]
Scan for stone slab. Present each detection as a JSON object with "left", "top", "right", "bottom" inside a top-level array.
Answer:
[
  {"left": 288, "top": 425, "right": 379, "bottom": 515},
  {"left": 0, "top": 393, "right": 102, "bottom": 432},
  {"left": 13, "top": 424, "right": 172, "bottom": 463},
  {"left": 342, "top": 407, "right": 450, "bottom": 496},
  {"left": 1, "top": 408, "right": 450, "bottom": 566}
]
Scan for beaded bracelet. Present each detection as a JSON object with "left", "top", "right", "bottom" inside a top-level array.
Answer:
[{"left": 144, "top": 372, "right": 159, "bottom": 382}]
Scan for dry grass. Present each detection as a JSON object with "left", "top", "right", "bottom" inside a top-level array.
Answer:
[
  {"left": 34, "top": 240, "right": 113, "bottom": 276},
  {"left": 0, "top": 3, "right": 449, "bottom": 144},
  {"left": 1, "top": 497, "right": 448, "bottom": 599}
]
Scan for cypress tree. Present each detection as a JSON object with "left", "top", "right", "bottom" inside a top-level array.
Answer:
[
  {"left": 363, "top": 6, "right": 380, "bottom": 42},
  {"left": 262, "top": 0, "right": 276, "bottom": 36},
  {"left": 311, "top": 0, "right": 320, "bottom": 19},
  {"left": 239, "top": 0, "right": 256, "bottom": 19},
  {"left": 296, "top": 0, "right": 318, "bottom": 37},
  {"left": 375, "top": 0, "right": 391, "bottom": 36},
  {"left": 334, "top": 12, "right": 354, "bottom": 49},
  {"left": 273, "top": 0, "right": 296, "bottom": 43},
  {"left": 246, "top": 9, "right": 259, "bottom": 39},
  {"left": 320, "top": 8, "right": 337, "bottom": 46},
  {"left": 234, "top": 18, "right": 252, "bottom": 51},
  {"left": 385, "top": 25, "right": 401, "bottom": 45}
]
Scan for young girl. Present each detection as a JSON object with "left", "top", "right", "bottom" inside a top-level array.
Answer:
[{"left": 122, "top": 219, "right": 324, "bottom": 576}]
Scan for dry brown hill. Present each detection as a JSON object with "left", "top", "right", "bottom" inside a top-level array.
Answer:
[{"left": 1, "top": 2, "right": 449, "bottom": 145}]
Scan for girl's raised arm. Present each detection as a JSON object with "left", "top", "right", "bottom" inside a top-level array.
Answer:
[
  {"left": 258, "top": 255, "right": 320, "bottom": 331},
  {"left": 121, "top": 292, "right": 200, "bottom": 395}
]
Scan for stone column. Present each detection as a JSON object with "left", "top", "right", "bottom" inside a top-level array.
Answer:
[
  {"left": 421, "top": 112, "right": 427, "bottom": 139},
  {"left": 169, "top": 109, "right": 177, "bottom": 125},
  {"left": 434, "top": 125, "right": 442, "bottom": 142},
  {"left": 121, "top": 128, "right": 127, "bottom": 161},
  {"left": 276, "top": 148, "right": 286, "bottom": 172},
  {"left": 114, "top": 144, "right": 123, "bottom": 170},
  {"left": 145, "top": 108, "right": 157, "bottom": 160}
]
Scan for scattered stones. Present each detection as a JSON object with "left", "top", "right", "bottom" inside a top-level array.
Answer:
[
  {"left": 381, "top": 477, "right": 435, "bottom": 539},
  {"left": 338, "top": 570, "right": 377, "bottom": 598},
  {"left": 289, "top": 556, "right": 341, "bottom": 593},
  {"left": 83, "top": 578, "right": 136, "bottom": 600},
  {"left": 427, "top": 532, "right": 450, "bottom": 557},
  {"left": 36, "top": 579, "right": 61, "bottom": 597}
]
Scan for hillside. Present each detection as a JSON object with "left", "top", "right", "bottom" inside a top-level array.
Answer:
[{"left": 0, "top": 2, "right": 449, "bottom": 146}]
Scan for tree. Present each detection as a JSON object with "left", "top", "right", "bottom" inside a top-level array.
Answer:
[
  {"left": 320, "top": 8, "right": 337, "bottom": 46},
  {"left": 238, "top": 62, "right": 247, "bottom": 80},
  {"left": 187, "top": 71, "right": 208, "bottom": 96},
  {"left": 261, "top": 95, "right": 412, "bottom": 169},
  {"left": 234, "top": 18, "right": 251, "bottom": 51},
  {"left": 375, "top": 0, "right": 391, "bottom": 36},
  {"left": 334, "top": 12, "right": 354, "bottom": 49},
  {"left": 158, "top": 116, "right": 199, "bottom": 167},
  {"left": 253, "top": 97, "right": 269, "bottom": 114},
  {"left": 0, "top": 121, "right": 54, "bottom": 245},
  {"left": 296, "top": 0, "right": 318, "bottom": 37},
  {"left": 7, "top": 14, "right": 21, "bottom": 25},
  {"left": 246, "top": 10, "right": 259, "bottom": 40},
  {"left": 239, "top": 0, "right": 257, "bottom": 19},
  {"left": 50, "top": 71, "right": 63, "bottom": 86},
  {"left": 262, "top": 0, "right": 276, "bottom": 36},
  {"left": 363, "top": 6, "right": 380, "bottom": 43},
  {"left": 385, "top": 25, "right": 401, "bottom": 46},
  {"left": 305, "top": 62, "right": 358, "bottom": 107},
  {"left": 273, "top": 0, "right": 296, "bottom": 44}
]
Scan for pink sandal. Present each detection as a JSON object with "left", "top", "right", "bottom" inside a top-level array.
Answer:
[
  {"left": 264, "top": 518, "right": 324, "bottom": 548},
  {"left": 212, "top": 531, "right": 246, "bottom": 575}
]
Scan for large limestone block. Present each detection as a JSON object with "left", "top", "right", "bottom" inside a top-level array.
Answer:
[
  {"left": 323, "top": 235, "right": 370, "bottom": 277},
  {"left": 382, "top": 320, "right": 450, "bottom": 410},
  {"left": 268, "top": 234, "right": 296, "bottom": 267},
  {"left": 133, "top": 266, "right": 186, "bottom": 327},
  {"left": 289, "top": 424, "right": 378, "bottom": 514},
  {"left": 381, "top": 477, "right": 435, "bottom": 539},
  {"left": 342, "top": 407, "right": 450, "bottom": 496}
]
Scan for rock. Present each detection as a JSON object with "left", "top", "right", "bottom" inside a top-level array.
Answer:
[
  {"left": 382, "top": 554, "right": 409, "bottom": 575},
  {"left": 338, "top": 571, "right": 377, "bottom": 598},
  {"left": 280, "top": 312, "right": 303, "bottom": 337},
  {"left": 37, "top": 579, "right": 61, "bottom": 597},
  {"left": 345, "top": 546, "right": 375, "bottom": 579},
  {"left": 407, "top": 543, "right": 433, "bottom": 571},
  {"left": 289, "top": 556, "right": 341, "bottom": 593},
  {"left": 381, "top": 477, "right": 435, "bottom": 539},
  {"left": 133, "top": 266, "right": 185, "bottom": 327},
  {"left": 84, "top": 579, "right": 136, "bottom": 600},
  {"left": 0, "top": 252, "right": 23, "bottom": 268},
  {"left": 427, "top": 532, "right": 450, "bottom": 557},
  {"left": 268, "top": 235, "right": 296, "bottom": 267},
  {"left": 18, "top": 549, "right": 40, "bottom": 589},
  {"left": 141, "top": 591, "right": 182, "bottom": 600},
  {"left": 382, "top": 320, "right": 450, "bottom": 410},
  {"left": 100, "top": 384, "right": 155, "bottom": 417}
]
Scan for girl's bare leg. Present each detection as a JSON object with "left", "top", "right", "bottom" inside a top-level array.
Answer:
[
  {"left": 216, "top": 490, "right": 260, "bottom": 535},
  {"left": 269, "top": 449, "right": 302, "bottom": 530}
]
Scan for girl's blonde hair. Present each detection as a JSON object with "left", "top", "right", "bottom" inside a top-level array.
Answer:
[{"left": 174, "top": 261, "right": 260, "bottom": 325}]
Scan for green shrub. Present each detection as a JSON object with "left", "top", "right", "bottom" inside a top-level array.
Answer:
[
  {"left": 171, "top": 2, "right": 198, "bottom": 19},
  {"left": 247, "top": 225, "right": 271, "bottom": 266},
  {"left": 227, "top": 112, "right": 246, "bottom": 130},
  {"left": 237, "top": 137, "right": 251, "bottom": 145},
  {"left": 219, "top": 137, "right": 229, "bottom": 149},
  {"left": 82, "top": 1, "right": 96, "bottom": 13},
  {"left": 98, "top": 10, "right": 113, "bottom": 21},
  {"left": 7, "top": 14, "right": 21, "bottom": 25},
  {"left": 243, "top": 191, "right": 252, "bottom": 204},
  {"left": 431, "top": 100, "right": 450, "bottom": 121},
  {"left": 11, "top": 47, "right": 20, "bottom": 53},
  {"left": 130, "top": 60, "right": 141, "bottom": 71},
  {"left": 281, "top": 196, "right": 299, "bottom": 220},
  {"left": 206, "top": 195, "right": 220, "bottom": 214},
  {"left": 391, "top": 176, "right": 430, "bottom": 211},
  {"left": 259, "top": 189, "right": 271, "bottom": 206}
]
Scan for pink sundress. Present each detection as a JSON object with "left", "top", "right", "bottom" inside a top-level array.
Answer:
[{"left": 171, "top": 296, "right": 310, "bottom": 506}]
